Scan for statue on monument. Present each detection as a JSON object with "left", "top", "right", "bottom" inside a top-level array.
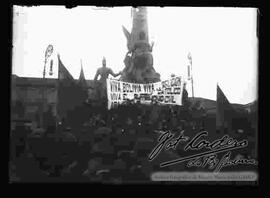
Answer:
[
  {"left": 120, "top": 7, "right": 160, "bottom": 83},
  {"left": 94, "top": 57, "right": 121, "bottom": 99}
]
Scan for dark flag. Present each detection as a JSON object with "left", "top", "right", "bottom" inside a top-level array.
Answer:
[
  {"left": 77, "top": 64, "right": 88, "bottom": 105},
  {"left": 57, "top": 54, "right": 76, "bottom": 121},
  {"left": 58, "top": 54, "right": 74, "bottom": 82},
  {"left": 216, "top": 84, "right": 235, "bottom": 133},
  {"left": 57, "top": 55, "right": 88, "bottom": 131},
  {"left": 78, "top": 61, "right": 87, "bottom": 88}
]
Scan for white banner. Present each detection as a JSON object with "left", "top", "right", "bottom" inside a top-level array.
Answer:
[{"left": 106, "top": 76, "right": 184, "bottom": 109}]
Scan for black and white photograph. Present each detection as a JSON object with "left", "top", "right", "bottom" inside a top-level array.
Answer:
[{"left": 10, "top": 6, "right": 258, "bottom": 184}]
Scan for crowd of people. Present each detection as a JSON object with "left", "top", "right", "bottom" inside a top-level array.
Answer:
[
  {"left": 9, "top": 99, "right": 256, "bottom": 183},
  {"left": 9, "top": 101, "right": 205, "bottom": 182}
]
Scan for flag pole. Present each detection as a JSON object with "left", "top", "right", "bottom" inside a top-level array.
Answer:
[
  {"left": 41, "top": 58, "right": 46, "bottom": 129},
  {"left": 56, "top": 52, "right": 60, "bottom": 133},
  {"left": 191, "top": 76, "right": 194, "bottom": 100},
  {"left": 188, "top": 52, "right": 194, "bottom": 100}
]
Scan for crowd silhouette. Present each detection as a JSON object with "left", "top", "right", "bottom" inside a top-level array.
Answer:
[{"left": 9, "top": 100, "right": 256, "bottom": 183}]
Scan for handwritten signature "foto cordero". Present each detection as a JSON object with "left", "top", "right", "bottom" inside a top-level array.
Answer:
[{"left": 148, "top": 131, "right": 257, "bottom": 172}]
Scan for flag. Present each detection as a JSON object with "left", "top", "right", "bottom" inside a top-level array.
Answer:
[
  {"left": 216, "top": 84, "right": 235, "bottom": 132},
  {"left": 58, "top": 54, "right": 74, "bottom": 81},
  {"left": 57, "top": 54, "right": 88, "bottom": 127},
  {"left": 78, "top": 60, "right": 87, "bottom": 87},
  {"left": 77, "top": 60, "right": 88, "bottom": 105},
  {"left": 79, "top": 66, "right": 85, "bottom": 83},
  {"left": 57, "top": 54, "right": 76, "bottom": 120}
]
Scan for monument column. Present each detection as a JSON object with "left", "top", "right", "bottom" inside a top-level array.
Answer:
[{"left": 121, "top": 7, "right": 160, "bottom": 83}]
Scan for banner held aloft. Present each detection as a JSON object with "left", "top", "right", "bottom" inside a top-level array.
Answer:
[{"left": 106, "top": 76, "right": 185, "bottom": 109}]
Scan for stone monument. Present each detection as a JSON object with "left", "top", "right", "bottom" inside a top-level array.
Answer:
[{"left": 120, "top": 7, "right": 161, "bottom": 83}]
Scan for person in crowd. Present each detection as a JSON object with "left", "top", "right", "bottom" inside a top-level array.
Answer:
[{"left": 52, "top": 127, "right": 79, "bottom": 178}]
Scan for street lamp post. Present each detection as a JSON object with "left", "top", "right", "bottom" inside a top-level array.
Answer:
[
  {"left": 188, "top": 52, "right": 194, "bottom": 100},
  {"left": 40, "top": 44, "right": 53, "bottom": 129}
]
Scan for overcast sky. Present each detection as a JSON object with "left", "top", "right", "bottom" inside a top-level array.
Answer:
[{"left": 12, "top": 6, "right": 258, "bottom": 104}]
